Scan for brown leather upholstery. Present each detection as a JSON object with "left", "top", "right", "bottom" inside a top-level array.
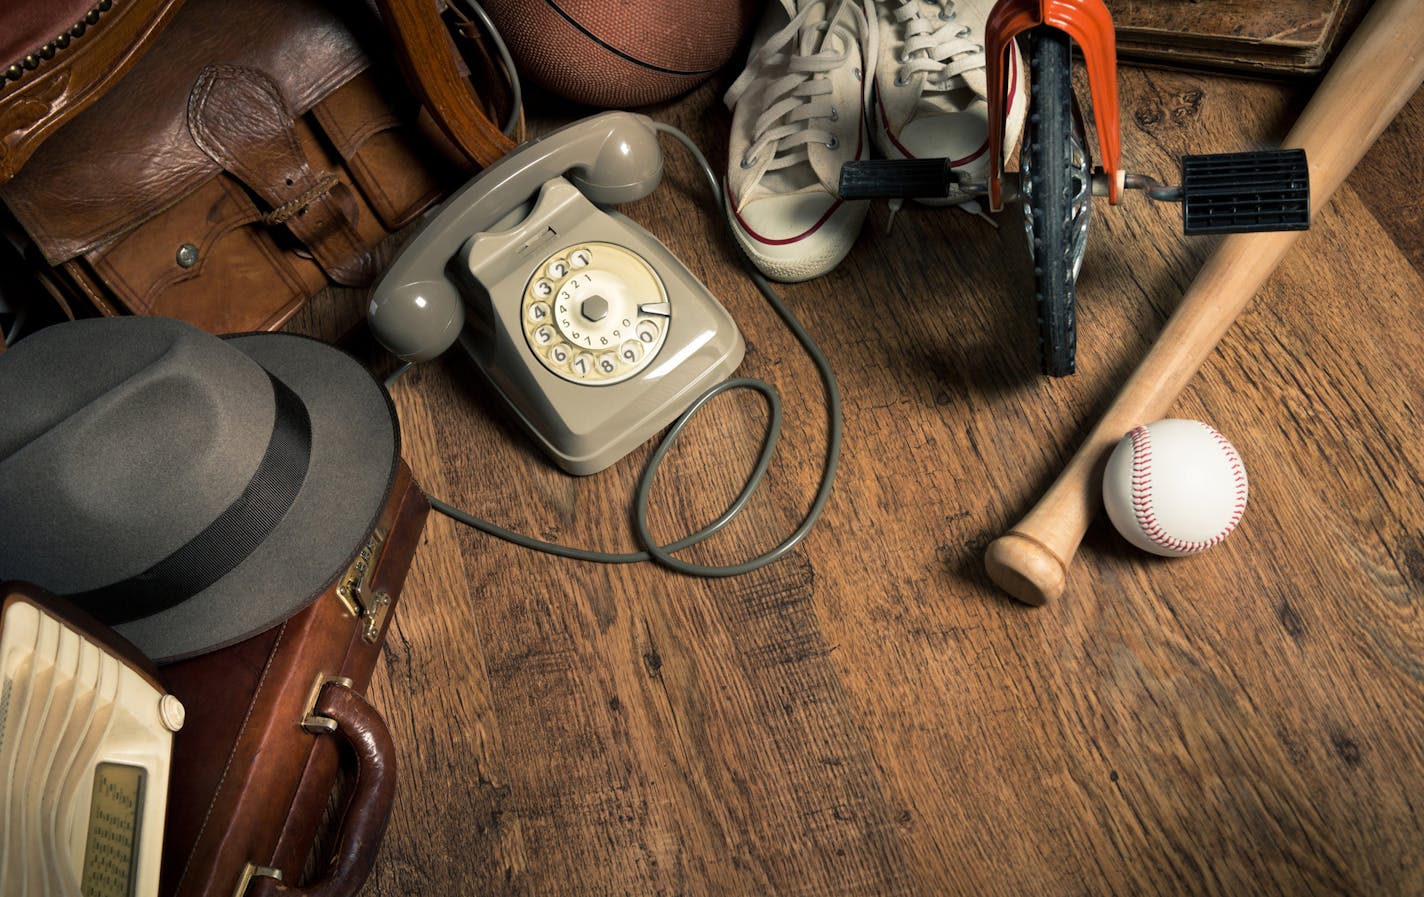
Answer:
[
  {"left": 0, "top": 0, "right": 187, "bottom": 184},
  {"left": 0, "top": 1, "right": 95, "bottom": 72}
]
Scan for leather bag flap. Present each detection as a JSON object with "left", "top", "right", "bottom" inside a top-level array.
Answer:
[{"left": 0, "top": 0, "right": 381, "bottom": 264}]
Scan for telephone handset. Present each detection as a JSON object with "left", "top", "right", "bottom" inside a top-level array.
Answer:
[{"left": 369, "top": 111, "right": 744, "bottom": 475}]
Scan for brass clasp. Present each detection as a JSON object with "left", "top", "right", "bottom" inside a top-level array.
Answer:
[
  {"left": 234, "top": 862, "right": 282, "bottom": 897},
  {"left": 301, "top": 673, "right": 355, "bottom": 734},
  {"left": 335, "top": 528, "right": 392, "bottom": 643}
]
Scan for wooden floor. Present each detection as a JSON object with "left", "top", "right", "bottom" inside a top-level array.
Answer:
[{"left": 292, "top": 57, "right": 1424, "bottom": 897}]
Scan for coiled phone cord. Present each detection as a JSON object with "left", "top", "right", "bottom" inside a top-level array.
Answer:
[{"left": 394, "top": 124, "right": 843, "bottom": 577}]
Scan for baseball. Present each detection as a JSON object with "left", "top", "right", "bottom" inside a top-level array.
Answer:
[{"left": 1102, "top": 419, "right": 1249, "bottom": 557}]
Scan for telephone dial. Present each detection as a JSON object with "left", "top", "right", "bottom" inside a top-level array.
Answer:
[{"left": 368, "top": 111, "right": 744, "bottom": 475}]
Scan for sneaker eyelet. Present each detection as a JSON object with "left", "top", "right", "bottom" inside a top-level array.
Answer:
[
  {"left": 940, "top": 8, "right": 956, "bottom": 19},
  {"left": 853, "top": 67, "right": 862, "bottom": 81},
  {"left": 825, "top": 136, "right": 839, "bottom": 150},
  {"left": 894, "top": 74, "right": 909, "bottom": 87},
  {"left": 957, "top": 26, "right": 971, "bottom": 38},
  {"left": 740, "top": 155, "right": 758, "bottom": 169},
  {"left": 829, "top": 107, "right": 839, "bottom": 121}
]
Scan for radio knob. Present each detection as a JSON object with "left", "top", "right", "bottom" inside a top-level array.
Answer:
[{"left": 160, "top": 694, "right": 187, "bottom": 732}]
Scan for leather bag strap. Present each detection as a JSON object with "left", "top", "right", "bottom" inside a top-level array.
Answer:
[
  {"left": 373, "top": 0, "right": 517, "bottom": 167},
  {"left": 188, "top": 64, "right": 374, "bottom": 286}
]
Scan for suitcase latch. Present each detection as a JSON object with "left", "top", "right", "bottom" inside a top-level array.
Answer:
[
  {"left": 234, "top": 862, "right": 282, "bottom": 897},
  {"left": 302, "top": 674, "right": 356, "bottom": 734},
  {"left": 335, "top": 527, "right": 392, "bottom": 643}
]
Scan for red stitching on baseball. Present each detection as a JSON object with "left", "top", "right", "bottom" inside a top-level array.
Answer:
[{"left": 1129, "top": 423, "right": 1247, "bottom": 554}]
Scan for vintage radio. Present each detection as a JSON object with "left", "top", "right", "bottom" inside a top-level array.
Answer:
[{"left": 0, "top": 583, "right": 183, "bottom": 897}]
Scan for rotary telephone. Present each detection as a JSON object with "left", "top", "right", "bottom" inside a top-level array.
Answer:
[{"left": 368, "top": 111, "right": 744, "bottom": 475}]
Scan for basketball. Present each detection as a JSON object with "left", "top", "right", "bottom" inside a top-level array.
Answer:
[{"left": 481, "top": 0, "right": 759, "bottom": 108}]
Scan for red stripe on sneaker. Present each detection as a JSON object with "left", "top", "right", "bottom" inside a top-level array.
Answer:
[
  {"left": 878, "top": 39, "right": 1020, "bottom": 167},
  {"left": 726, "top": 185, "right": 845, "bottom": 245},
  {"left": 727, "top": 103, "right": 867, "bottom": 247}
]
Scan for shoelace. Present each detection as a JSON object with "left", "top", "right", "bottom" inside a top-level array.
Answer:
[
  {"left": 889, "top": 0, "right": 986, "bottom": 99},
  {"left": 724, "top": 0, "right": 877, "bottom": 207},
  {"left": 881, "top": 0, "right": 994, "bottom": 228}
]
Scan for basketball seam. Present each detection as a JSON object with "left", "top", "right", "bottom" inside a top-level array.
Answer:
[{"left": 543, "top": 0, "right": 722, "bottom": 77}]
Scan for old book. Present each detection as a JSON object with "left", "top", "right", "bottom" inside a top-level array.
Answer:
[{"left": 1105, "top": 0, "right": 1373, "bottom": 77}]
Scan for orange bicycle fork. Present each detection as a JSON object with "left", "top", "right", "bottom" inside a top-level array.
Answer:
[{"left": 984, "top": 0, "right": 1122, "bottom": 211}]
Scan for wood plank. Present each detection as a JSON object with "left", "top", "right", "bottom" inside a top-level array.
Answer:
[{"left": 352, "top": 60, "right": 1424, "bottom": 896}]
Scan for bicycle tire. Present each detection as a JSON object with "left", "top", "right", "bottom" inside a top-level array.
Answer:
[{"left": 1023, "top": 27, "right": 1079, "bottom": 377}]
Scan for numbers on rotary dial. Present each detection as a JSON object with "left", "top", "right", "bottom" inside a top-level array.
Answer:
[{"left": 521, "top": 243, "right": 671, "bottom": 386}]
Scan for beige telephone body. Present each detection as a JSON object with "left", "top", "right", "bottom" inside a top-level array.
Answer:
[{"left": 368, "top": 112, "right": 744, "bottom": 475}]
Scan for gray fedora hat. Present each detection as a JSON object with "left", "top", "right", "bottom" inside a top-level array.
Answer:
[{"left": 0, "top": 316, "right": 398, "bottom": 662}]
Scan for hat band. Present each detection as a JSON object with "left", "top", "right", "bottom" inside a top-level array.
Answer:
[{"left": 66, "top": 373, "right": 313, "bottom": 627}]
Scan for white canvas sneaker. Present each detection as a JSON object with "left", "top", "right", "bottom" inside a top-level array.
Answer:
[
  {"left": 872, "top": 0, "right": 1027, "bottom": 205},
  {"left": 724, "top": 0, "right": 877, "bottom": 282}
]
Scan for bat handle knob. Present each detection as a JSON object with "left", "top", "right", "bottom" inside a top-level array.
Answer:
[{"left": 984, "top": 532, "right": 1067, "bottom": 606}]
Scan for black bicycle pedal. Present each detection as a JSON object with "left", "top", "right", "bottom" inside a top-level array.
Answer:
[
  {"left": 1180, "top": 149, "right": 1310, "bottom": 235},
  {"left": 838, "top": 158, "right": 955, "bottom": 200}
]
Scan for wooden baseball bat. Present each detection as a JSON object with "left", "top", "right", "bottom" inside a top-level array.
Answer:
[{"left": 985, "top": 0, "right": 1424, "bottom": 606}]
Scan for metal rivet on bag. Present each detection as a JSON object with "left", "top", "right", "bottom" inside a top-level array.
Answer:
[
  {"left": 56, "top": 34, "right": 71, "bottom": 49},
  {"left": 98, "top": 0, "right": 113, "bottom": 9},
  {"left": 177, "top": 244, "right": 200, "bottom": 268},
  {"left": 84, "top": 9, "right": 101, "bottom": 25},
  {"left": 41, "top": 44, "right": 56, "bottom": 60},
  {"left": 23, "top": 55, "right": 39, "bottom": 71},
  {"left": 5, "top": 65, "right": 23, "bottom": 81},
  {"left": 70, "top": 22, "right": 87, "bottom": 37}
]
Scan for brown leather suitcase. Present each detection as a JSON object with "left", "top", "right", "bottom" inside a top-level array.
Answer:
[{"left": 157, "top": 460, "right": 428, "bottom": 897}]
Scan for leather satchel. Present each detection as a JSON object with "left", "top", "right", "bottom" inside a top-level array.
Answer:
[
  {"left": 158, "top": 460, "right": 429, "bottom": 897},
  {"left": 0, "top": 0, "right": 513, "bottom": 334}
]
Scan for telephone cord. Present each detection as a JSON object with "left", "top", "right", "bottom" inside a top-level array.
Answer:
[
  {"left": 450, "top": 0, "right": 523, "bottom": 138},
  {"left": 394, "top": 123, "right": 843, "bottom": 577}
]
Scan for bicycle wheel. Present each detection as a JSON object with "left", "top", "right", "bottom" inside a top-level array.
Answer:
[{"left": 1021, "top": 26, "right": 1091, "bottom": 377}]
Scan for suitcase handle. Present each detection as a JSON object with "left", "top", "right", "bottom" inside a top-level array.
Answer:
[{"left": 248, "top": 683, "right": 397, "bottom": 897}]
